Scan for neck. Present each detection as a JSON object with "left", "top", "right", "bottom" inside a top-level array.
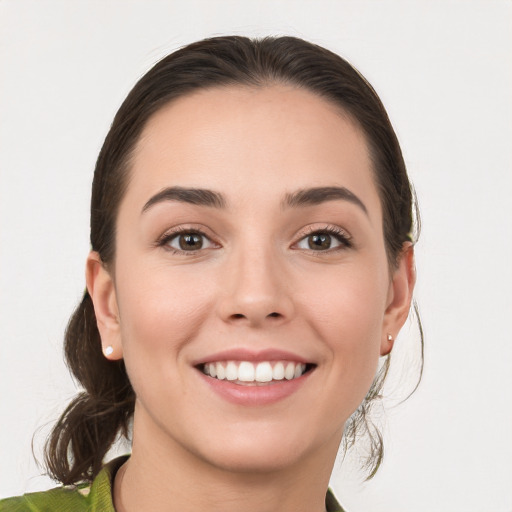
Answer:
[{"left": 114, "top": 406, "right": 341, "bottom": 512}]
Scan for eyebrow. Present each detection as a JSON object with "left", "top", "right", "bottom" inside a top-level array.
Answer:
[
  {"left": 141, "top": 185, "right": 367, "bottom": 215},
  {"left": 283, "top": 186, "right": 368, "bottom": 215},
  {"left": 142, "top": 186, "right": 226, "bottom": 213}
]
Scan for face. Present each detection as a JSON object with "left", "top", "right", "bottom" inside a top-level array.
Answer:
[{"left": 89, "top": 85, "right": 413, "bottom": 475}]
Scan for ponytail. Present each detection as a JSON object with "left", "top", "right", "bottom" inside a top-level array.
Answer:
[{"left": 44, "top": 291, "right": 134, "bottom": 485}]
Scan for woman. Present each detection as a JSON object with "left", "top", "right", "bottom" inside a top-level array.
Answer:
[{"left": 0, "top": 35, "right": 419, "bottom": 511}]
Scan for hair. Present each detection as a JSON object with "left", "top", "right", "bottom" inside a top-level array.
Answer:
[{"left": 44, "top": 35, "right": 422, "bottom": 485}]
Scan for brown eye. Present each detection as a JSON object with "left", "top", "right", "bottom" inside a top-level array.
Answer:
[
  {"left": 179, "top": 233, "right": 203, "bottom": 250},
  {"left": 308, "top": 233, "right": 332, "bottom": 250},
  {"left": 295, "top": 228, "right": 352, "bottom": 252},
  {"left": 165, "top": 231, "right": 215, "bottom": 252}
]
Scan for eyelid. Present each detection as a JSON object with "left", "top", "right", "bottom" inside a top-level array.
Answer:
[
  {"left": 156, "top": 224, "right": 221, "bottom": 253},
  {"left": 291, "top": 224, "right": 353, "bottom": 251}
]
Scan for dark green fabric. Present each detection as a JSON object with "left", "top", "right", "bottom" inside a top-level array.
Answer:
[
  {"left": 0, "top": 456, "right": 345, "bottom": 511},
  {"left": 0, "top": 457, "right": 124, "bottom": 512}
]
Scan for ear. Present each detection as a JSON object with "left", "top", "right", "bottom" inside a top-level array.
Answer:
[
  {"left": 86, "top": 251, "right": 123, "bottom": 360},
  {"left": 380, "top": 243, "right": 416, "bottom": 356}
]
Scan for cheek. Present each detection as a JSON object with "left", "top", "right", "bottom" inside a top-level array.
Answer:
[
  {"left": 114, "top": 262, "right": 214, "bottom": 356},
  {"left": 298, "top": 261, "right": 388, "bottom": 384},
  {"left": 113, "top": 262, "right": 218, "bottom": 416},
  {"left": 301, "top": 257, "right": 387, "bottom": 329}
]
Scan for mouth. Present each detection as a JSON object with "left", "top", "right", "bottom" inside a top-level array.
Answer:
[
  {"left": 193, "top": 348, "right": 316, "bottom": 405},
  {"left": 197, "top": 360, "right": 316, "bottom": 386}
]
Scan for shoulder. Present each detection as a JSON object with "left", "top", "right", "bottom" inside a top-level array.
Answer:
[
  {"left": 0, "top": 456, "right": 128, "bottom": 512},
  {"left": 326, "top": 487, "right": 347, "bottom": 512},
  {"left": 0, "top": 485, "right": 89, "bottom": 511}
]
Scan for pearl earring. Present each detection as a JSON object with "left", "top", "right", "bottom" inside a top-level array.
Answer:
[
  {"left": 104, "top": 345, "right": 114, "bottom": 356},
  {"left": 387, "top": 334, "right": 393, "bottom": 342}
]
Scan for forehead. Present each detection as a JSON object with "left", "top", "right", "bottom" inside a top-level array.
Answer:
[{"left": 127, "top": 85, "right": 381, "bottom": 217}]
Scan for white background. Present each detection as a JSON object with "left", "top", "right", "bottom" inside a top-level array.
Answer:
[{"left": 1, "top": 1, "right": 511, "bottom": 510}]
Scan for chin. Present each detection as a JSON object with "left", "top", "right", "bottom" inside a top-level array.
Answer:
[
  {"left": 193, "top": 427, "right": 328, "bottom": 475},
  {"left": 204, "top": 444, "right": 302, "bottom": 474}
]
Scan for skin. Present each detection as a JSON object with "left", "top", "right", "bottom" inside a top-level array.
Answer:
[{"left": 87, "top": 85, "right": 415, "bottom": 512}]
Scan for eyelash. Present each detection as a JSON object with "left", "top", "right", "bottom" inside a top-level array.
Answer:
[
  {"left": 156, "top": 225, "right": 353, "bottom": 255},
  {"left": 156, "top": 226, "right": 218, "bottom": 255},
  {"left": 293, "top": 225, "right": 353, "bottom": 252}
]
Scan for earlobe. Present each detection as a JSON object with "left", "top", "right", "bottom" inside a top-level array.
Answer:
[
  {"left": 381, "top": 243, "right": 416, "bottom": 356},
  {"left": 381, "top": 333, "right": 395, "bottom": 356},
  {"left": 86, "top": 251, "right": 123, "bottom": 360}
]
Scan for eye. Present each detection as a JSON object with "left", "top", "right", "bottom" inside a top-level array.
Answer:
[
  {"left": 294, "top": 228, "right": 352, "bottom": 251},
  {"left": 164, "top": 231, "right": 216, "bottom": 252}
]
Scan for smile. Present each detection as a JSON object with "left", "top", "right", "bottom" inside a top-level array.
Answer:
[{"left": 201, "top": 360, "right": 311, "bottom": 385}]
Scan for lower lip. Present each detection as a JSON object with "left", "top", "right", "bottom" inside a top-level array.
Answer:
[{"left": 198, "top": 370, "right": 312, "bottom": 406}]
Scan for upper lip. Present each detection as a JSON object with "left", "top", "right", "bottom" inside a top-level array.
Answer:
[{"left": 192, "top": 348, "right": 312, "bottom": 366}]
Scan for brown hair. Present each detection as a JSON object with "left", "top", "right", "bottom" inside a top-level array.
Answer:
[{"left": 44, "top": 35, "right": 422, "bottom": 484}]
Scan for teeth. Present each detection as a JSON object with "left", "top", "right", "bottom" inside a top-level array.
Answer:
[
  {"left": 203, "top": 361, "right": 308, "bottom": 383},
  {"left": 273, "top": 362, "right": 285, "bottom": 380},
  {"left": 255, "top": 362, "right": 273, "bottom": 382},
  {"left": 216, "top": 363, "right": 226, "bottom": 380},
  {"left": 238, "top": 361, "right": 255, "bottom": 382},
  {"left": 226, "top": 361, "right": 238, "bottom": 381},
  {"left": 284, "top": 362, "right": 295, "bottom": 380}
]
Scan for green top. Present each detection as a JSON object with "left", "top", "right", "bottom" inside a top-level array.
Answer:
[{"left": 0, "top": 456, "right": 345, "bottom": 511}]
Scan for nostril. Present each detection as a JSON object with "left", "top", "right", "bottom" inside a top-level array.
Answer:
[
  {"left": 232, "top": 313, "right": 245, "bottom": 319},
  {"left": 268, "top": 312, "right": 280, "bottom": 318}
]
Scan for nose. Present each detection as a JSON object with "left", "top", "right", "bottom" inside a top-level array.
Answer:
[{"left": 216, "top": 244, "right": 295, "bottom": 327}]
